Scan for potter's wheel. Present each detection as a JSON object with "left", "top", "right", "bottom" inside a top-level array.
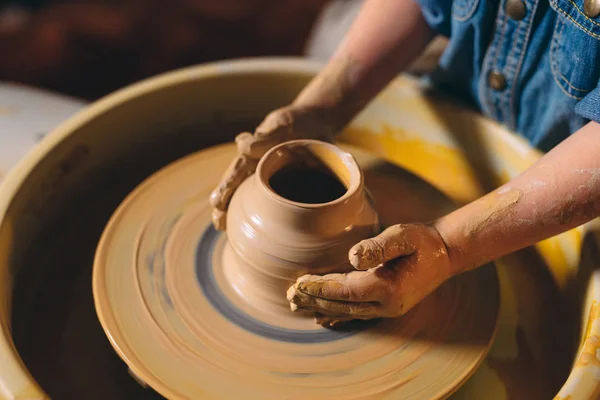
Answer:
[{"left": 93, "top": 142, "right": 500, "bottom": 400}]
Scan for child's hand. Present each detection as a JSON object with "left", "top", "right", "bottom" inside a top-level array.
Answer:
[
  {"left": 210, "top": 0, "right": 436, "bottom": 232},
  {"left": 209, "top": 105, "right": 335, "bottom": 230},
  {"left": 286, "top": 121, "right": 600, "bottom": 326},
  {"left": 286, "top": 224, "right": 453, "bottom": 323}
]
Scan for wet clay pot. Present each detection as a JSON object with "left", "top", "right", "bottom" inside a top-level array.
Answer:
[{"left": 225, "top": 139, "right": 380, "bottom": 308}]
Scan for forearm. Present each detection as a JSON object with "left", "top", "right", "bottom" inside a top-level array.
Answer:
[
  {"left": 435, "top": 121, "right": 600, "bottom": 274},
  {"left": 293, "top": 0, "right": 435, "bottom": 130}
]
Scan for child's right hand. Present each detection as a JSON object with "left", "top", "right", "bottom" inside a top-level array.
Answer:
[
  {"left": 210, "top": 0, "right": 437, "bottom": 232},
  {"left": 209, "top": 105, "right": 335, "bottom": 230}
]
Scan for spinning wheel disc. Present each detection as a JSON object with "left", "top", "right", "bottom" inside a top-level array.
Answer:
[{"left": 93, "top": 143, "right": 500, "bottom": 400}]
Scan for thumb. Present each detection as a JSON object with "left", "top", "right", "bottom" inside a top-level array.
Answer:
[{"left": 348, "top": 225, "right": 416, "bottom": 270}]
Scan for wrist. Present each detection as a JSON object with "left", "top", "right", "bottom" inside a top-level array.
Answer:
[
  {"left": 431, "top": 217, "right": 467, "bottom": 277},
  {"left": 293, "top": 55, "right": 363, "bottom": 131}
]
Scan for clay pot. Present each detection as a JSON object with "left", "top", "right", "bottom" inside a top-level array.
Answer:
[{"left": 225, "top": 139, "right": 379, "bottom": 308}]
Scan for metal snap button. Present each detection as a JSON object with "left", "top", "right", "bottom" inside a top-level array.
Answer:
[
  {"left": 488, "top": 71, "right": 507, "bottom": 91},
  {"left": 585, "top": 0, "right": 600, "bottom": 18},
  {"left": 506, "top": 0, "right": 527, "bottom": 20}
]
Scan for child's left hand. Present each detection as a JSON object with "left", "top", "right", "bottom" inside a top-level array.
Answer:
[
  {"left": 287, "top": 122, "right": 600, "bottom": 326},
  {"left": 286, "top": 223, "right": 453, "bottom": 323}
]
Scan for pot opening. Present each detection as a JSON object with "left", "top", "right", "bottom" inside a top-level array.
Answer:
[
  {"left": 258, "top": 140, "right": 360, "bottom": 206},
  {"left": 268, "top": 162, "right": 347, "bottom": 204}
]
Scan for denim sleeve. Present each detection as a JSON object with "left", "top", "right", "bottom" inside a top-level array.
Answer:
[
  {"left": 413, "top": 0, "right": 453, "bottom": 37},
  {"left": 575, "top": 87, "right": 600, "bottom": 125}
]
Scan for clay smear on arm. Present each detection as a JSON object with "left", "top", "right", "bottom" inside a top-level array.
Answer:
[
  {"left": 462, "top": 188, "right": 523, "bottom": 238},
  {"left": 436, "top": 121, "right": 600, "bottom": 275}
]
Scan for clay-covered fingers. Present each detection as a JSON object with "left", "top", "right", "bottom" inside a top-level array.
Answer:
[
  {"left": 349, "top": 225, "right": 417, "bottom": 270},
  {"left": 288, "top": 286, "right": 381, "bottom": 320},
  {"left": 234, "top": 107, "right": 327, "bottom": 161},
  {"left": 209, "top": 153, "right": 257, "bottom": 206},
  {"left": 209, "top": 133, "right": 260, "bottom": 230},
  {"left": 211, "top": 209, "right": 227, "bottom": 231},
  {"left": 286, "top": 271, "right": 388, "bottom": 320},
  {"left": 295, "top": 272, "right": 387, "bottom": 302}
]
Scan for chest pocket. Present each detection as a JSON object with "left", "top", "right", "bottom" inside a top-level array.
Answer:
[
  {"left": 452, "top": 0, "right": 481, "bottom": 21},
  {"left": 549, "top": 0, "right": 600, "bottom": 99}
]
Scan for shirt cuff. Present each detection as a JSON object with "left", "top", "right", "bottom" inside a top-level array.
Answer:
[
  {"left": 576, "top": 87, "right": 600, "bottom": 124},
  {"left": 413, "top": 0, "right": 453, "bottom": 37}
]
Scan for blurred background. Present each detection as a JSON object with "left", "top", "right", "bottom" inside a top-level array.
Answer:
[
  {"left": 0, "top": 0, "right": 446, "bottom": 101},
  {"left": 0, "top": 0, "right": 337, "bottom": 100}
]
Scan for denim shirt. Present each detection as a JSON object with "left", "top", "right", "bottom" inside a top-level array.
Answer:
[{"left": 416, "top": 0, "right": 600, "bottom": 151}]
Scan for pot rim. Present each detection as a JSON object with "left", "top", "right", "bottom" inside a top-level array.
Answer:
[{"left": 257, "top": 139, "right": 364, "bottom": 209}]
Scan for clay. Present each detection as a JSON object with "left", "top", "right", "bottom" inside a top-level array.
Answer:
[
  {"left": 224, "top": 140, "right": 379, "bottom": 310},
  {"left": 463, "top": 188, "right": 523, "bottom": 238},
  {"left": 92, "top": 142, "right": 500, "bottom": 400}
]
